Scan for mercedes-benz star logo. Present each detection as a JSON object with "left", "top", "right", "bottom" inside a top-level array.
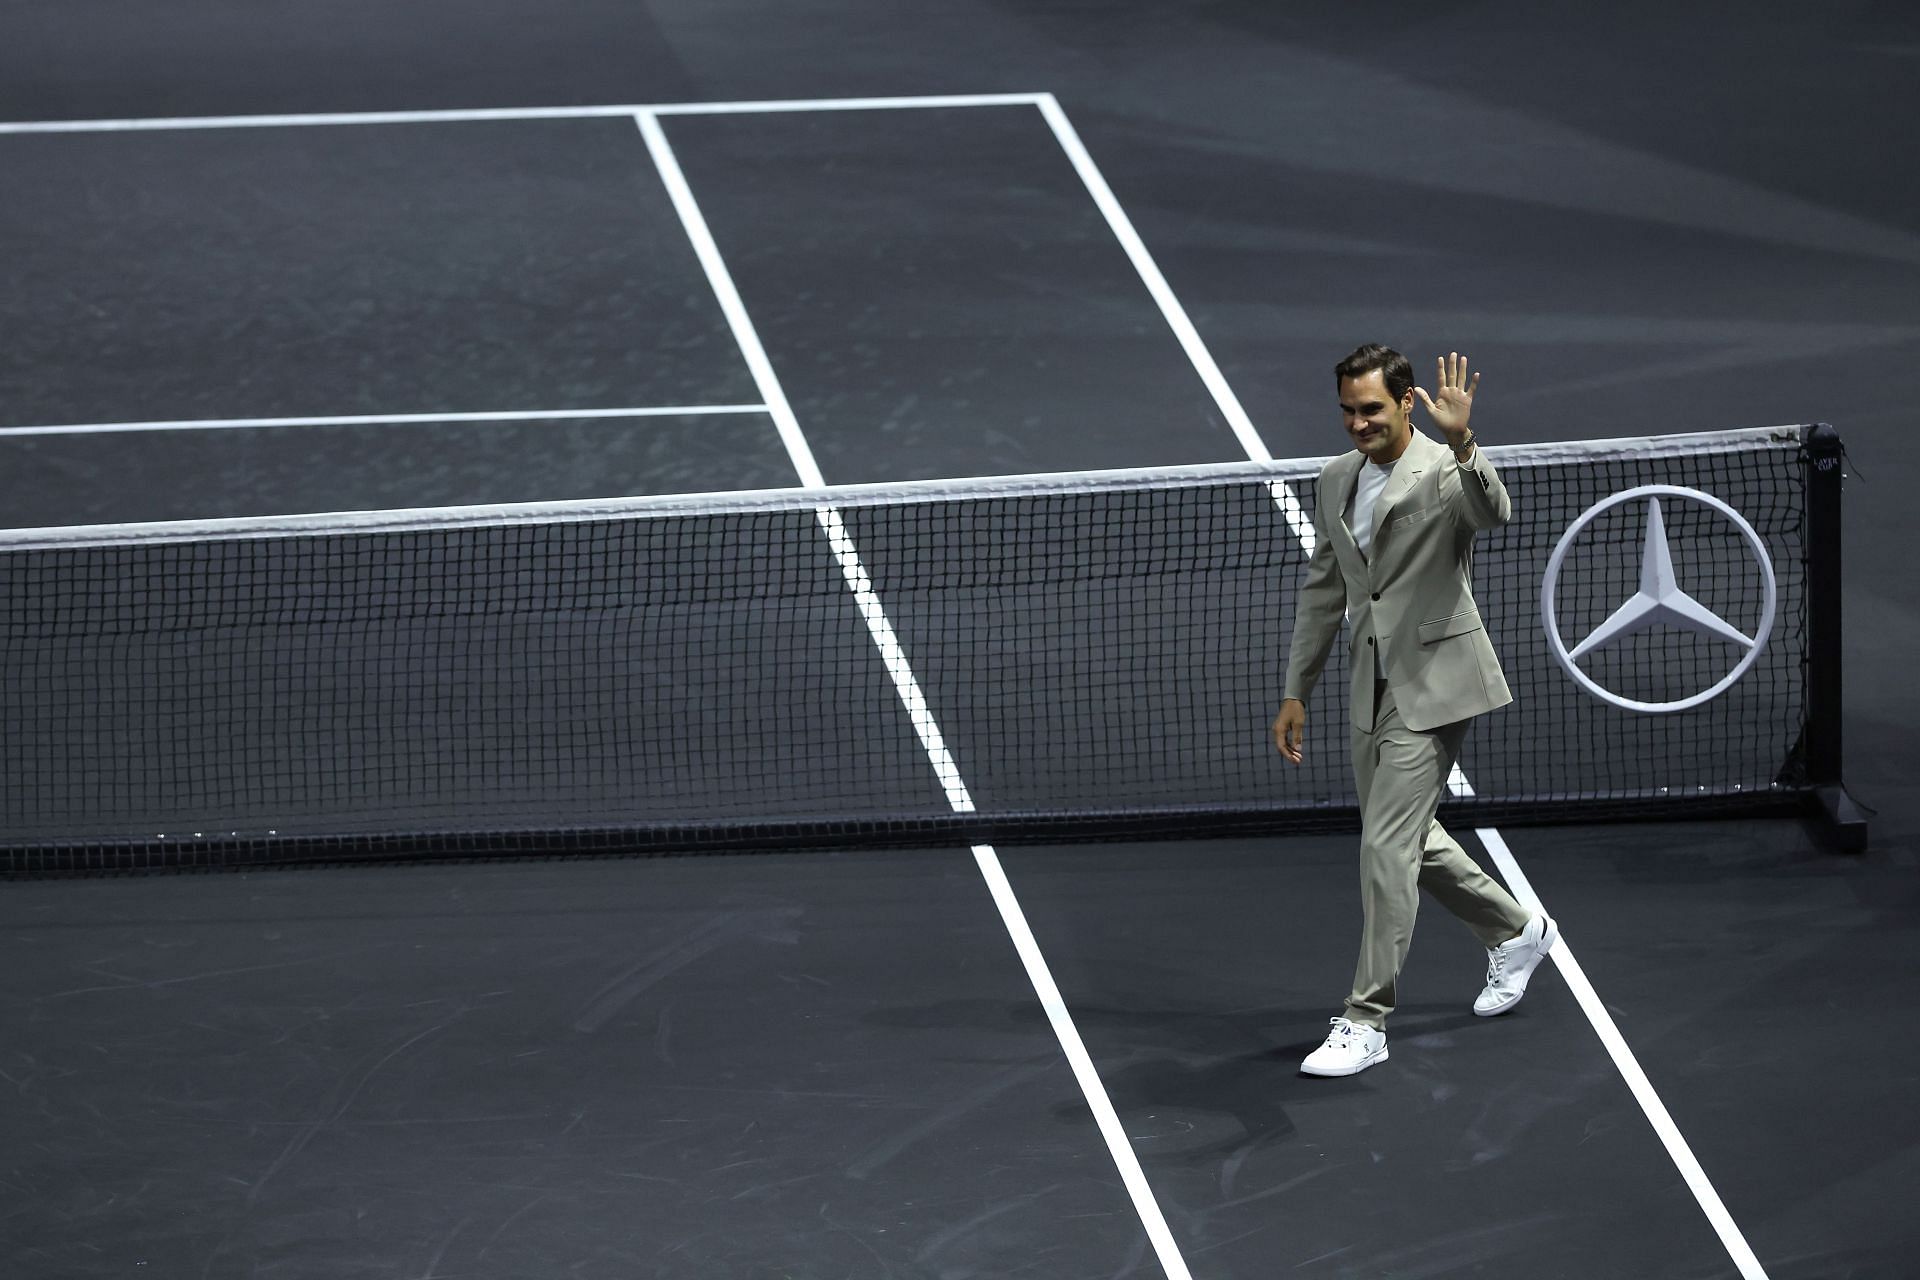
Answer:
[{"left": 1541, "top": 485, "right": 1777, "bottom": 713}]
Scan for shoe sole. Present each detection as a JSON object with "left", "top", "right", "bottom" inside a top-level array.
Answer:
[
  {"left": 1473, "top": 916, "right": 1560, "bottom": 1017},
  {"left": 1300, "top": 1045, "right": 1388, "bottom": 1078}
]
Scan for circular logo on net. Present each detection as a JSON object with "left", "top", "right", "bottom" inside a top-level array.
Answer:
[{"left": 1540, "top": 485, "right": 1777, "bottom": 714}]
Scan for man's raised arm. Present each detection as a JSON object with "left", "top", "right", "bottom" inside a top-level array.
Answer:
[{"left": 1416, "top": 351, "right": 1510, "bottom": 529}]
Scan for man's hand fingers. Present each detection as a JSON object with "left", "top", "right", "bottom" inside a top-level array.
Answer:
[
  {"left": 1274, "top": 707, "right": 1305, "bottom": 764},
  {"left": 1467, "top": 370, "right": 1480, "bottom": 398},
  {"left": 1414, "top": 386, "right": 1436, "bottom": 414}
]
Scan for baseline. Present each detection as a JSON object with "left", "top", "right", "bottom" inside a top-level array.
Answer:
[{"left": 0, "top": 93, "right": 1049, "bottom": 136}]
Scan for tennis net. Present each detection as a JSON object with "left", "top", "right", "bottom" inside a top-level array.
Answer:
[{"left": 0, "top": 424, "right": 1853, "bottom": 873}]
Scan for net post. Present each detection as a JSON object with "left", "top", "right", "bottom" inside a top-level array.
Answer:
[{"left": 1801, "top": 422, "right": 1868, "bottom": 852}]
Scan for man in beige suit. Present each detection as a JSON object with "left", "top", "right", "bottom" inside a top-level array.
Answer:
[{"left": 1274, "top": 344, "right": 1556, "bottom": 1077}]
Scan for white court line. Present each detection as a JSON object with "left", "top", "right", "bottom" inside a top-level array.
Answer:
[
  {"left": 636, "top": 111, "right": 824, "bottom": 488},
  {"left": 815, "top": 506, "right": 974, "bottom": 814},
  {"left": 639, "top": 106, "right": 1196, "bottom": 1280},
  {"left": 1451, "top": 773, "right": 1769, "bottom": 1280},
  {"left": 1042, "top": 96, "right": 1770, "bottom": 1280},
  {"left": 1475, "top": 827, "right": 1768, "bottom": 1280},
  {"left": 1035, "top": 95, "right": 1270, "bottom": 466},
  {"left": 970, "top": 845, "right": 1194, "bottom": 1278},
  {"left": 651, "top": 93, "right": 1045, "bottom": 117},
  {"left": 0, "top": 93, "right": 1048, "bottom": 136},
  {"left": 0, "top": 405, "right": 769, "bottom": 438}
]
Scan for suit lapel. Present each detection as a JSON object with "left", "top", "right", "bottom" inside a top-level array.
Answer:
[
  {"left": 1325, "top": 453, "right": 1364, "bottom": 561},
  {"left": 1368, "top": 432, "right": 1435, "bottom": 554}
]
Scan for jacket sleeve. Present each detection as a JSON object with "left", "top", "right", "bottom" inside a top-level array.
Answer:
[
  {"left": 1281, "top": 498, "right": 1347, "bottom": 705},
  {"left": 1449, "top": 448, "right": 1512, "bottom": 531}
]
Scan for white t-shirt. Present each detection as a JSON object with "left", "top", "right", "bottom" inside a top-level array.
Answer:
[{"left": 1347, "top": 456, "right": 1396, "bottom": 559}]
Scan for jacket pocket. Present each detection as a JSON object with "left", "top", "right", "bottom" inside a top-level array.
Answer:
[{"left": 1417, "top": 608, "right": 1483, "bottom": 645}]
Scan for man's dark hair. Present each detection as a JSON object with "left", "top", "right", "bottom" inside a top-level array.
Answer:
[{"left": 1335, "top": 344, "right": 1414, "bottom": 405}]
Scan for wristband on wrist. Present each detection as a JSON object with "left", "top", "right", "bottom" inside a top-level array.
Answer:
[{"left": 1452, "top": 429, "right": 1476, "bottom": 459}]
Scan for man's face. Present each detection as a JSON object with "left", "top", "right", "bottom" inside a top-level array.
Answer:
[{"left": 1339, "top": 370, "right": 1414, "bottom": 463}]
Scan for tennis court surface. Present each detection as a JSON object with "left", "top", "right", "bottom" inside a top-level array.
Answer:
[{"left": 5, "top": 11, "right": 1917, "bottom": 1277}]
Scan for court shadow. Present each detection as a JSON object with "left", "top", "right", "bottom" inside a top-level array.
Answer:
[
  {"left": 860, "top": 994, "right": 1398, "bottom": 1156},
  {"left": 858, "top": 994, "right": 1506, "bottom": 1161}
]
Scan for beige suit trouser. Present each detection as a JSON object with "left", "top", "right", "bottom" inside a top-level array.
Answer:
[{"left": 1345, "top": 679, "right": 1530, "bottom": 1030}]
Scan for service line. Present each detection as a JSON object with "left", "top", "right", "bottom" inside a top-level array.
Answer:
[{"left": 0, "top": 405, "right": 769, "bottom": 438}]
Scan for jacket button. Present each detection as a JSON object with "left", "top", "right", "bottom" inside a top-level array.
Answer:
[
  {"left": 1366, "top": 637, "right": 1374, "bottom": 646},
  {"left": 1371, "top": 592, "right": 1380, "bottom": 601}
]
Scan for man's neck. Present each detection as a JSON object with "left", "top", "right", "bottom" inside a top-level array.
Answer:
[{"left": 1372, "top": 425, "right": 1415, "bottom": 466}]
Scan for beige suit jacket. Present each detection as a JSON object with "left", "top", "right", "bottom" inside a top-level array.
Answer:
[{"left": 1281, "top": 430, "right": 1513, "bottom": 733}]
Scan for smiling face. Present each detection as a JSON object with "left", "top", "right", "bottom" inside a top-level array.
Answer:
[{"left": 1339, "top": 369, "right": 1415, "bottom": 464}]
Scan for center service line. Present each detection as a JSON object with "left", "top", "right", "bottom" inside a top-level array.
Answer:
[
  {"left": 638, "top": 107, "right": 1195, "bottom": 1280},
  {"left": 1040, "top": 91, "right": 1769, "bottom": 1280}
]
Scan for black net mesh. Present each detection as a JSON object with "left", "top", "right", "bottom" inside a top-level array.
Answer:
[{"left": 0, "top": 428, "right": 1815, "bottom": 872}]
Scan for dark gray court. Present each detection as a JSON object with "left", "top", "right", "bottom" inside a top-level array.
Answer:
[{"left": 3, "top": 4, "right": 1916, "bottom": 1278}]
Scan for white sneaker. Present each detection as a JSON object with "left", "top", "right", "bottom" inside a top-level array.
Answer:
[
  {"left": 1300, "top": 1016, "right": 1388, "bottom": 1077},
  {"left": 1474, "top": 914, "right": 1559, "bottom": 1016}
]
